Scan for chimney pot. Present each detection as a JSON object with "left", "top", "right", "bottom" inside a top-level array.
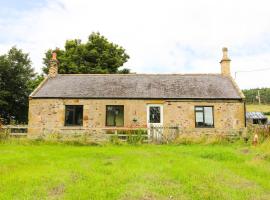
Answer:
[
  {"left": 222, "top": 47, "right": 228, "bottom": 52},
  {"left": 48, "top": 52, "right": 59, "bottom": 78},
  {"left": 52, "top": 52, "right": 57, "bottom": 60}
]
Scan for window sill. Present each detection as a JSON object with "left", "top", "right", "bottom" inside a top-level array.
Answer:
[
  {"left": 105, "top": 126, "right": 124, "bottom": 128},
  {"left": 195, "top": 127, "right": 215, "bottom": 129},
  {"left": 61, "top": 126, "right": 85, "bottom": 130}
]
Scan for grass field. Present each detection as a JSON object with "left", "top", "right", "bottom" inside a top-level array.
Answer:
[
  {"left": 246, "top": 104, "right": 270, "bottom": 119},
  {"left": 246, "top": 104, "right": 270, "bottom": 112},
  {"left": 1, "top": 142, "right": 270, "bottom": 200}
]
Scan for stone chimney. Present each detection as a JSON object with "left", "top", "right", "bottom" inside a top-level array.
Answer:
[
  {"left": 48, "top": 52, "right": 59, "bottom": 78},
  {"left": 220, "top": 47, "right": 231, "bottom": 76}
]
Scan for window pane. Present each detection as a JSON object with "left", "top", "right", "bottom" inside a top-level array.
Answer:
[
  {"left": 75, "top": 106, "right": 83, "bottom": 126},
  {"left": 149, "top": 106, "right": 160, "bottom": 123},
  {"left": 106, "top": 105, "right": 124, "bottom": 126},
  {"left": 115, "top": 106, "right": 124, "bottom": 126},
  {"left": 195, "top": 107, "right": 203, "bottom": 111},
  {"left": 204, "top": 107, "right": 213, "bottom": 126},
  {"left": 65, "top": 107, "right": 74, "bottom": 125},
  {"left": 195, "top": 112, "right": 204, "bottom": 127},
  {"left": 106, "top": 106, "right": 115, "bottom": 126},
  {"left": 195, "top": 112, "right": 204, "bottom": 122},
  {"left": 65, "top": 105, "right": 83, "bottom": 126}
]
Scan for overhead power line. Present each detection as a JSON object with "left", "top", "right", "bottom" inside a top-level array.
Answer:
[{"left": 234, "top": 67, "right": 270, "bottom": 79}]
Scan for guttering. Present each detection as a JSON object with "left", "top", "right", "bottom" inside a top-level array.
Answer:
[{"left": 30, "top": 96, "right": 243, "bottom": 101}]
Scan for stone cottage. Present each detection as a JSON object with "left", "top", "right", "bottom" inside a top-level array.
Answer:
[{"left": 28, "top": 48, "right": 246, "bottom": 137}]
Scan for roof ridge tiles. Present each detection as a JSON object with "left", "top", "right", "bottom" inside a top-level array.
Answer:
[{"left": 57, "top": 73, "right": 222, "bottom": 76}]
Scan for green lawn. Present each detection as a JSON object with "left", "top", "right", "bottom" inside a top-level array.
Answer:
[{"left": 1, "top": 143, "right": 270, "bottom": 200}]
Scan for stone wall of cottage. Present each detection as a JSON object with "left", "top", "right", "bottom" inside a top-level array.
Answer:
[{"left": 28, "top": 99, "right": 245, "bottom": 138}]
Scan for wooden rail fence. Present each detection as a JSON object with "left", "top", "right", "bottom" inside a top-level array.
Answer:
[
  {"left": 2, "top": 125, "right": 28, "bottom": 136},
  {"left": 0, "top": 125, "right": 250, "bottom": 141}
]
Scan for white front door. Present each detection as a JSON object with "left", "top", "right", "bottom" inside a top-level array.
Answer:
[{"left": 147, "top": 104, "right": 163, "bottom": 140}]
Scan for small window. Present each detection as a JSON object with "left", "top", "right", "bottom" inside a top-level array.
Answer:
[
  {"left": 106, "top": 105, "right": 124, "bottom": 126},
  {"left": 149, "top": 106, "right": 161, "bottom": 123},
  {"left": 195, "top": 106, "right": 214, "bottom": 128},
  {"left": 65, "top": 105, "right": 83, "bottom": 126}
]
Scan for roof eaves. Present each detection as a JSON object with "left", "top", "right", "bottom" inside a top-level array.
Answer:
[
  {"left": 227, "top": 75, "right": 245, "bottom": 99},
  {"left": 29, "top": 76, "right": 49, "bottom": 98}
]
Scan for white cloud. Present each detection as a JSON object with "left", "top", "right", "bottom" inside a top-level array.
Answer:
[{"left": 1, "top": 0, "right": 270, "bottom": 89}]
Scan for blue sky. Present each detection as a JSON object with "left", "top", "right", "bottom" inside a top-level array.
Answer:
[
  {"left": 0, "top": 0, "right": 270, "bottom": 89},
  {"left": 0, "top": 0, "right": 46, "bottom": 23},
  {"left": 0, "top": 0, "right": 45, "bottom": 10}
]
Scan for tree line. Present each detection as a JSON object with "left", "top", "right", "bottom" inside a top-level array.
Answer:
[
  {"left": 0, "top": 32, "right": 129, "bottom": 124},
  {"left": 1, "top": 31, "right": 269, "bottom": 124},
  {"left": 242, "top": 88, "right": 270, "bottom": 104}
]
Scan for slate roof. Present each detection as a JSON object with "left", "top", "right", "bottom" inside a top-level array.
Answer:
[
  {"left": 246, "top": 112, "right": 268, "bottom": 119},
  {"left": 31, "top": 74, "right": 243, "bottom": 99}
]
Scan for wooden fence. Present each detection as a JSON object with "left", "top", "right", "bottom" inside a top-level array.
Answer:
[
  {"left": 2, "top": 125, "right": 28, "bottom": 136},
  {"left": 0, "top": 125, "right": 179, "bottom": 142},
  {"left": 106, "top": 125, "right": 180, "bottom": 143},
  {"left": 1, "top": 124, "right": 255, "bottom": 142}
]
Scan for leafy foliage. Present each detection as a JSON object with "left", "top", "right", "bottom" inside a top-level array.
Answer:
[
  {"left": 242, "top": 88, "right": 270, "bottom": 104},
  {"left": 0, "top": 128, "right": 10, "bottom": 141},
  {"left": 27, "top": 74, "right": 44, "bottom": 92},
  {"left": 43, "top": 32, "right": 130, "bottom": 74},
  {"left": 247, "top": 125, "right": 270, "bottom": 142},
  {"left": 126, "top": 129, "right": 146, "bottom": 144},
  {"left": 0, "top": 47, "right": 36, "bottom": 124}
]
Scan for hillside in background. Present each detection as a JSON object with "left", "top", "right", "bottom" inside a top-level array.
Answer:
[{"left": 242, "top": 88, "right": 270, "bottom": 104}]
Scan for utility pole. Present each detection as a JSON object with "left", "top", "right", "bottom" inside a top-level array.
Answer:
[{"left": 256, "top": 90, "right": 261, "bottom": 105}]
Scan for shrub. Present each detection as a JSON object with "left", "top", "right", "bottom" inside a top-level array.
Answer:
[
  {"left": 0, "top": 119, "right": 8, "bottom": 140},
  {"left": 109, "top": 135, "right": 122, "bottom": 145},
  {"left": 172, "top": 134, "right": 234, "bottom": 145},
  {"left": 247, "top": 125, "right": 270, "bottom": 143},
  {"left": 46, "top": 132, "right": 63, "bottom": 140},
  {"left": 263, "top": 112, "right": 270, "bottom": 115},
  {"left": 33, "top": 132, "right": 100, "bottom": 146},
  {"left": 0, "top": 128, "right": 10, "bottom": 141},
  {"left": 126, "top": 129, "right": 146, "bottom": 145},
  {"left": 108, "top": 129, "right": 147, "bottom": 145}
]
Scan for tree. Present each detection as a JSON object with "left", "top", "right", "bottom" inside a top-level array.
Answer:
[
  {"left": 0, "top": 47, "right": 36, "bottom": 124},
  {"left": 43, "top": 32, "right": 130, "bottom": 74},
  {"left": 27, "top": 74, "right": 44, "bottom": 92},
  {"left": 242, "top": 88, "right": 270, "bottom": 104}
]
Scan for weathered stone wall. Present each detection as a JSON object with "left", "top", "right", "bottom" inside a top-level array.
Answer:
[{"left": 28, "top": 99, "right": 245, "bottom": 138}]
